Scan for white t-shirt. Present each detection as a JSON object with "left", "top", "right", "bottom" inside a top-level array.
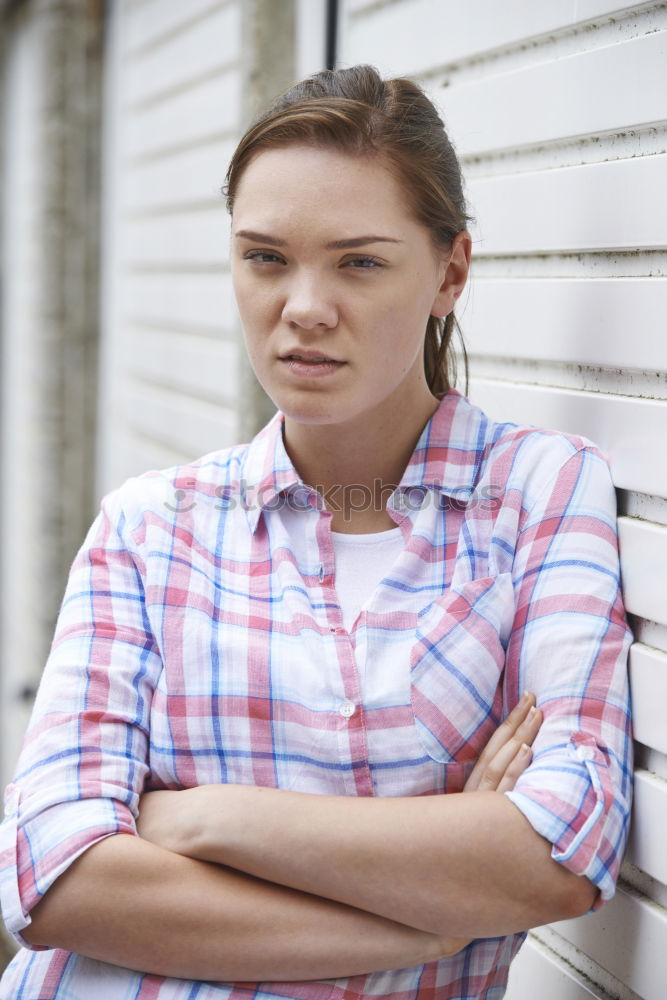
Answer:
[{"left": 330, "top": 527, "right": 404, "bottom": 631}]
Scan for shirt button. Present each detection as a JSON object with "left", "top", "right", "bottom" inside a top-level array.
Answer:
[{"left": 339, "top": 700, "right": 356, "bottom": 719}]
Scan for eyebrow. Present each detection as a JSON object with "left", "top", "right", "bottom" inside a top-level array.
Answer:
[{"left": 234, "top": 230, "right": 403, "bottom": 250}]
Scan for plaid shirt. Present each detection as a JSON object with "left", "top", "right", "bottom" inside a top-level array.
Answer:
[{"left": 0, "top": 390, "right": 632, "bottom": 999}]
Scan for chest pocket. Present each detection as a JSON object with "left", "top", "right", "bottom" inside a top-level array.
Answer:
[{"left": 410, "top": 573, "right": 515, "bottom": 765}]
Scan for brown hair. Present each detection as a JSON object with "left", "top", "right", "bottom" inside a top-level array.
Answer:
[{"left": 224, "top": 64, "right": 471, "bottom": 395}]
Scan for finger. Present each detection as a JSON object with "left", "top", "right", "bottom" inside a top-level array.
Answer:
[
  {"left": 473, "top": 707, "right": 542, "bottom": 792},
  {"left": 464, "top": 692, "right": 535, "bottom": 791},
  {"left": 484, "top": 692, "right": 537, "bottom": 757},
  {"left": 496, "top": 742, "right": 533, "bottom": 794},
  {"left": 513, "top": 705, "right": 543, "bottom": 747},
  {"left": 466, "top": 704, "right": 542, "bottom": 794},
  {"left": 477, "top": 722, "right": 540, "bottom": 794},
  {"left": 475, "top": 736, "right": 525, "bottom": 792}
]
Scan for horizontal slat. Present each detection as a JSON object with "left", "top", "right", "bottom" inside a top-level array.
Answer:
[
  {"left": 125, "top": 67, "right": 242, "bottom": 159},
  {"left": 95, "top": 422, "right": 198, "bottom": 491},
  {"left": 435, "top": 31, "right": 667, "bottom": 157},
  {"left": 626, "top": 768, "right": 667, "bottom": 885},
  {"left": 341, "top": 0, "right": 643, "bottom": 76},
  {"left": 468, "top": 153, "right": 667, "bottom": 254},
  {"left": 95, "top": 423, "right": 191, "bottom": 501},
  {"left": 121, "top": 380, "right": 238, "bottom": 458},
  {"left": 553, "top": 886, "right": 667, "bottom": 1000},
  {"left": 465, "top": 277, "right": 666, "bottom": 371},
  {"left": 576, "top": 0, "right": 659, "bottom": 15},
  {"left": 618, "top": 517, "right": 667, "bottom": 627},
  {"left": 633, "top": 619, "right": 667, "bottom": 659},
  {"left": 506, "top": 935, "right": 606, "bottom": 1000},
  {"left": 344, "top": 0, "right": 379, "bottom": 12},
  {"left": 121, "top": 271, "right": 236, "bottom": 328},
  {"left": 126, "top": 4, "right": 240, "bottom": 105},
  {"left": 127, "top": 0, "right": 228, "bottom": 53},
  {"left": 123, "top": 207, "right": 229, "bottom": 266},
  {"left": 128, "top": 327, "right": 239, "bottom": 402},
  {"left": 124, "top": 442, "right": 198, "bottom": 481},
  {"left": 124, "top": 137, "right": 235, "bottom": 210},
  {"left": 629, "top": 644, "right": 667, "bottom": 754},
  {"left": 467, "top": 378, "right": 667, "bottom": 498}
]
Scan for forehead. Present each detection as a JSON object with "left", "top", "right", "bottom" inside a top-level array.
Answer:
[{"left": 232, "top": 144, "right": 418, "bottom": 236}]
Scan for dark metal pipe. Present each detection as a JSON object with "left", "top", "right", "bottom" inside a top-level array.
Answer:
[{"left": 325, "top": 0, "right": 338, "bottom": 70}]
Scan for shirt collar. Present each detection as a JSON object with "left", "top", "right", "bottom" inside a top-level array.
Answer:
[{"left": 240, "top": 390, "right": 488, "bottom": 533}]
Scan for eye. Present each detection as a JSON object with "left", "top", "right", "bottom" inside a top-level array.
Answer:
[
  {"left": 343, "top": 255, "right": 384, "bottom": 270},
  {"left": 243, "top": 250, "right": 285, "bottom": 265}
]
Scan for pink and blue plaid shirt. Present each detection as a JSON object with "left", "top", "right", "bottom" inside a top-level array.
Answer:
[{"left": 0, "top": 390, "right": 632, "bottom": 999}]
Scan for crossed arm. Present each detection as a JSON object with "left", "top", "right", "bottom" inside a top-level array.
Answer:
[{"left": 23, "top": 695, "right": 596, "bottom": 981}]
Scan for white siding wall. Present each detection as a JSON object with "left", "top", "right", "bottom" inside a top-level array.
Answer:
[
  {"left": 338, "top": 2, "right": 667, "bottom": 998},
  {"left": 0, "top": 0, "right": 103, "bottom": 791},
  {"left": 0, "top": 1, "right": 49, "bottom": 797},
  {"left": 97, "top": 0, "right": 245, "bottom": 497}
]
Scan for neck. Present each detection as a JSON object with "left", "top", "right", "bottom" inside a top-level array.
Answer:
[{"left": 283, "top": 389, "right": 440, "bottom": 532}]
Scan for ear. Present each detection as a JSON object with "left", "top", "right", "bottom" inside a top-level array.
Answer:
[{"left": 430, "top": 231, "right": 472, "bottom": 319}]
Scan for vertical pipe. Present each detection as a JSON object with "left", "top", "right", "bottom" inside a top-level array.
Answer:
[{"left": 325, "top": 0, "right": 338, "bottom": 70}]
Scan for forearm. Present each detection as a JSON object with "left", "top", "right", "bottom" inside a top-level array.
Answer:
[
  {"left": 174, "top": 785, "right": 597, "bottom": 938},
  {"left": 23, "top": 833, "right": 450, "bottom": 981}
]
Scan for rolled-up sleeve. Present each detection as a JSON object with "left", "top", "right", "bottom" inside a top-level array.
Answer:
[
  {"left": 503, "top": 444, "right": 633, "bottom": 908},
  {"left": 0, "top": 486, "right": 162, "bottom": 947}
]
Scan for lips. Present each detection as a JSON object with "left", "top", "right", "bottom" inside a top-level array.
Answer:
[
  {"left": 278, "top": 351, "right": 346, "bottom": 379},
  {"left": 280, "top": 350, "right": 342, "bottom": 363},
  {"left": 285, "top": 356, "right": 336, "bottom": 364}
]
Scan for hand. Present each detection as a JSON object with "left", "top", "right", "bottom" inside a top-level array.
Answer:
[
  {"left": 437, "top": 692, "right": 543, "bottom": 959},
  {"left": 464, "top": 691, "right": 542, "bottom": 794}
]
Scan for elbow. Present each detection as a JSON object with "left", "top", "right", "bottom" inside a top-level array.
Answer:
[
  {"left": 543, "top": 862, "right": 599, "bottom": 925},
  {"left": 21, "top": 902, "right": 52, "bottom": 949},
  {"left": 18, "top": 835, "right": 124, "bottom": 951},
  {"left": 522, "top": 870, "right": 599, "bottom": 933},
  {"left": 20, "top": 889, "right": 66, "bottom": 950},
  {"left": 21, "top": 922, "right": 43, "bottom": 949},
  {"left": 560, "top": 873, "right": 599, "bottom": 920}
]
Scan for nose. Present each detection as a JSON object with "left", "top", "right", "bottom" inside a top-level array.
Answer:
[{"left": 281, "top": 272, "right": 338, "bottom": 330}]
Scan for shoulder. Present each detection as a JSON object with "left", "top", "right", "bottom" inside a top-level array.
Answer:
[
  {"left": 98, "top": 441, "right": 251, "bottom": 537},
  {"left": 448, "top": 393, "right": 612, "bottom": 509}
]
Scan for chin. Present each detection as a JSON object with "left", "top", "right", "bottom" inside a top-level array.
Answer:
[
  {"left": 279, "top": 402, "right": 343, "bottom": 426},
  {"left": 269, "top": 391, "right": 351, "bottom": 427}
]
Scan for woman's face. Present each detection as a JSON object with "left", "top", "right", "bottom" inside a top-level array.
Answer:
[{"left": 231, "top": 144, "right": 467, "bottom": 430}]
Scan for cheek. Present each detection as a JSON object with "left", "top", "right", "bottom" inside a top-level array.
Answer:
[
  {"left": 372, "top": 300, "right": 426, "bottom": 351},
  {"left": 373, "top": 276, "right": 430, "bottom": 324},
  {"left": 235, "top": 279, "right": 277, "bottom": 332}
]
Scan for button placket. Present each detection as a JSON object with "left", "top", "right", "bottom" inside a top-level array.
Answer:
[{"left": 313, "top": 513, "right": 368, "bottom": 791}]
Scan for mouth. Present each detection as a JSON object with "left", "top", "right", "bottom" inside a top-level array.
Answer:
[
  {"left": 278, "top": 351, "right": 347, "bottom": 378},
  {"left": 279, "top": 351, "right": 343, "bottom": 364}
]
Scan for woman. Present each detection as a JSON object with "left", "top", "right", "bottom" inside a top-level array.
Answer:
[{"left": 0, "top": 65, "right": 632, "bottom": 999}]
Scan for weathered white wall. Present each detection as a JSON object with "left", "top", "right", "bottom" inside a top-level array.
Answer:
[
  {"left": 0, "top": 0, "right": 45, "bottom": 837},
  {"left": 97, "top": 0, "right": 245, "bottom": 496},
  {"left": 338, "top": 2, "right": 667, "bottom": 998},
  {"left": 0, "top": 0, "right": 103, "bottom": 791}
]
